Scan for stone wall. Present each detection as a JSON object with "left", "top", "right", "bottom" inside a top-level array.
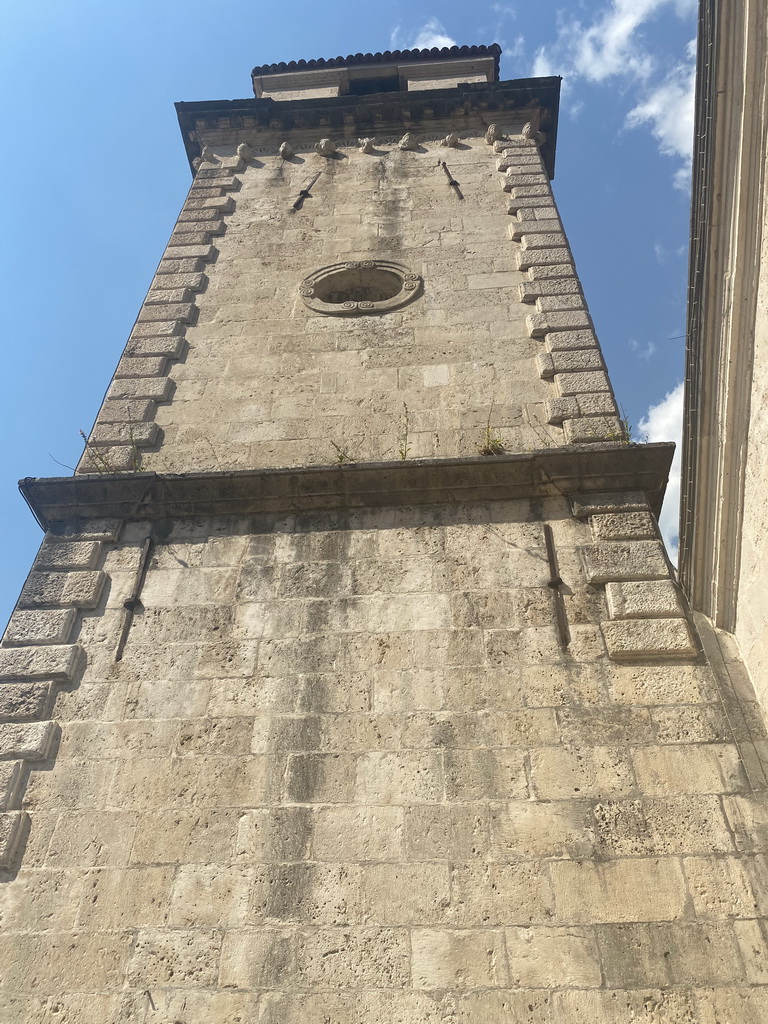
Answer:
[
  {"left": 735, "top": 165, "right": 768, "bottom": 704},
  {"left": 1, "top": 497, "right": 768, "bottom": 1021},
  {"left": 80, "top": 126, "right": 622, "bottom": 475}
]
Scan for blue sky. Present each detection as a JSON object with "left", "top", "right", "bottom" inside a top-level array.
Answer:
[{"left": 0, "top": 0, "right": 696, "bottom": 630}]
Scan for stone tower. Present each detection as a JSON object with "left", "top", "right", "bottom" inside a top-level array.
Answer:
[{"left": 2, "top": 44, "right": 768, "bottom": 1022}]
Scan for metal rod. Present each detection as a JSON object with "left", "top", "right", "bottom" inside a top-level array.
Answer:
[
  {"left": 292, "top": 172, "right": 321, "bottom": 210},
  {"left": 543, "top": 524, "right": 570, "bottom": 650},
  {"left": 115, "top": 536, "right": 154, "bottom": 662},
  {"left": 439, "top": 161, "right": 464, "bottom": 199}
]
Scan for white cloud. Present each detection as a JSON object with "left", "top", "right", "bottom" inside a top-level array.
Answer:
[
  {"left": 530, "top": 2, "right": 696, "bottom": 184},
  {"left": 626, "top": 58, "right": 696, "bottom": 188},
  {"left": 411, "top": 19, "right": 457, "bottom": 50},
  {"left": 639, "top": 381, "right": 684, "bottom": 560}
]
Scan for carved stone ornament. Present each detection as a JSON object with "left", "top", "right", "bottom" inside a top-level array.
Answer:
[
  {"left": 522, "top": 122, "right": 546, "bottom": 146},
  {"left": 299, "top": 260, "right": 423, "bottom": 316},
  {"left": 200, "top": 144, "right": 216, "bottom": 163},
  {"left": 237, "top": 142, "right": 253, "bottom": 161},
  {"left": 278, "top": 141, "right": 294, "bottom": 159},
  {"left": 315, "top": 138, "right": 337, "bottom": 157},
  {"left": 485, "top": 124, "right": 503, "bottom": 145},
  {"left": 442, "top": 132, "right": 461, "bottom": 148},
  {"left": 358, "top": 137, "right": 376, "bottom": 154},
  {"left": 398, "top": 133, "right": 419, "bottom": 151},
  {"left": 192, "top": 157, "right": 202, "bottom": 171}
]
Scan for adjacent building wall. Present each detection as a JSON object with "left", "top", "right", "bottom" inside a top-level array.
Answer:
[{"left": 681, "top": 0, "right": 768, "bottom": 706}]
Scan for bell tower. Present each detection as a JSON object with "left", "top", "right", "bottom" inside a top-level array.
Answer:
[{"left": 2, "top": 44, "right": 768, "bottom": 1022}]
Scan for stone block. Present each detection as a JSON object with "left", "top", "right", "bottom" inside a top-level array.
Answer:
[
  {"left": 99, "top": 398, "right": 156, "bottom": 422},
  {"left": 89, "top": 421, "right": 160, "bottom": 448},
  {"left": 497, "top": 152, "right": 543, "bottom": 170},
  {"left": 537, "top": 353, "right": 555, "bottom": 379},
  {"left": 533, "top": 293, "right": 583, "bottom": 313},
  {"left": 195, "top": 165, "right": 239, "bottom": 179},
  {"left": 355, "top": 751, "right": 443, "bottom": 803},
  {"left": 563, "top": 415, "right": 624, "bottom": 443},
  {"left": 544, "top": 329, "right": 600, "bottom": 351},
  {"left": 183, "top": 195, "right": 235, "bottom": 211},
  {"left": 555, "top": 370, "right": 612, "bottom": 395},
  {"left": 0, "top": 644, "right": 84, "bottom": 682},
  {"left": 405, "top": 804, "right": 489, "bottom": 860},
  {"left": 635, "top": 744, "right": 745, "bottom": 795},
  {"left": 466, "top": 272, "right": 520, "bottom": 290},
  {"left": 187, "top": 182, "right": 235, "bottom": 197},
  {"left": 3, "top": 608, "right": 77, "bottom": 646},
  {"left": 106, "top": 377, "right": 173, "bottom": 402},
  {"left": 129, "top": 319, "right": 186, "bottom": 339},
  {"left": 19, "top": 570, "right": 106, "bottom": 609},
  {"left": 156, "top": 256, "right": 208, "bottom": 274},
  {"left": 149, "top": 272, "right": 206, "bottom": 292},
  {"left": 517, "top": 247, "right": 573, "bottom": 270},
  {"left": 593, "top": 794, "right": 734, "bottom": 856},
  {"left": 551, "top": 858, "right": 687, "bottom": 922},
  {"left": 605, "top": 580, "right": 683, "bottom": 619},
  {"left": 49, "top": 519, "right": 122, "bottom": 542},
  {"left": 505, "top": 926, "right": 601, "bottom": 987},
  {"left": 0, "top": 812, "right": 27, "bottom": 869},
  {"left": 507, "top": 184, "right": 552, "bottom": 200},
  {"left": 521, "top": 232, "right": 567, "bottom": 251},
  {"left": 0, "top": 684, "right": 51, "bottom": 722},
  {"left": 601, "top": 618, "right": 696, "bottom": 659},
  {"left": 527, "top": 263, "right": 577, "bottom": 280},
  {"left": 178, "top": 207, "right": 228, "bottom": 222},
  {"left": 519, "top": 279, "right": 581, "bottom": 302},
  {"left": 509, "top": 218, "right": 562, "bottom": 241},
  {"left": 0, "top": 721, "right": 56, "bottom": 760},
  {"left": 545, "top": 397, "right": 579, "bottom": 424},
  {"left": 34, "top": 541, "right": 101, "bottom": 571},
  {"left": 592, "top": 511, "right": 657, "bottom": 540},
  {"left": 684, "top": 855, "right": 768, "bottom": 918},
  {"left": 598, "top": 922, "right": 744, "bottom": 987},
  {"left": 551, "top": 349, "right": 605, "bottom": 373},
  {"left": 114, "top": 356, "right": 169, "bottom": 378},
  {"left": 362, "top": 863, "right": 450, "bottom": 925},
  {"left": 313, "top": 806, "right": 404, "bottom": 861},
  {"left": 144, "top": 287, "right": 193, "bottom": 304},
  {"left": 411, "top": 928, "right": 508, "bottom": 988},
  {"left": 581, "top": 540, "right": 669, "bottom": 582},
  {"left": 529, "top": 745, "right": 635, "bottom": 799},
  {"left": 137, "top": 302, "right": 196, "bottom": 324},
  {"left": 127, "top": 928, "right": 222, "bottom": 987},
  {"left": 125, "top": 336, "right": 186, "bottom": 359},
  {"left": 160, "top": 243, "right": 216, "bottom": 261},
  {"left": 0, "top": 760, "right": 23, "bottom": 810},
  {"left": 572, "top": 491, "right": 649, "bottom": 517},
  {"left": 448, "top": 862, "right": 554, "bottom": 926},
  {"left": 172, "top": 218, "right": 224, "bottom": 236},
  {"left": 169, "top": 228, "right": 221, "bottom": 246},
  {"left": 527, "top": 311, "right": 591, "bottom": 338},
  {"left": 297, "top": 927, "right": 410, "bottom": 988},
  {"left": 504, "top": 178, "right": 554, "bottom": 197}
]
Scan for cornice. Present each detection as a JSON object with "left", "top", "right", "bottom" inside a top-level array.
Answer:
[
  {"left": 19, "top": 444, "right": 673, "bottom": 528},
  {"left": 175, "top": 76, "right": 561, "bottom": 178}
]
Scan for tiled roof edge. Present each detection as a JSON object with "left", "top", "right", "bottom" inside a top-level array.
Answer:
[{"left": 251, "top": 44, "right": 502, "bottom": 80}]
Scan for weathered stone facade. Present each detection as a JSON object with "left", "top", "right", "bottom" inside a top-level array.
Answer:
[{"left": 2, "top": 44, "right": 768, "bottom": 1022}]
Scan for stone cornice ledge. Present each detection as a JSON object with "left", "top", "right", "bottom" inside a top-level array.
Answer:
[{"left": 20, "top": 443, "right": 673, "bottom": 529}]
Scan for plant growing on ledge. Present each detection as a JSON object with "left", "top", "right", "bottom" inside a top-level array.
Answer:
[{"left": 476, "top": 403, "right": 508, "bottom": 456}]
